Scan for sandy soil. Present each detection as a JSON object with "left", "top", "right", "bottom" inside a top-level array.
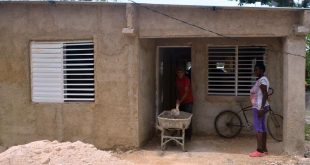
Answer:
[
  {"left": 0, "top": 140, "right": 133, "bottom": 165},
  {"left": 0, "top": 136, "right": 309, "bottom": 165}
]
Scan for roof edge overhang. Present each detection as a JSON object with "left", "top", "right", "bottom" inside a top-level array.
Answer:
[{"left": 1, "top": 1, "right": 309, "bottom": 12}]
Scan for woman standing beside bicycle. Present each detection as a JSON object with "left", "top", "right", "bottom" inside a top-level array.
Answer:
[{"left": 249, "top": 63, "right": 269, "bottom": 157}]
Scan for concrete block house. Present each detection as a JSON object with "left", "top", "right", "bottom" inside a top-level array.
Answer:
[{"left": 0, "top": 1, "right": 309, "bottom": 154}]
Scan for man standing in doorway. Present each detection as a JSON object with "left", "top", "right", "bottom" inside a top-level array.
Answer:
[{"left": 176, "top": 67, "right": 193, "bottom": 140}]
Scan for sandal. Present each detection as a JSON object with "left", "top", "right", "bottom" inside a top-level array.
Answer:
[{"left": 249, "top": 151, "right": 264, "bottom": 157}]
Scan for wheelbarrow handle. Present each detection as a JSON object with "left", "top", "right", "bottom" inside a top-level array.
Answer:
[{"left": 156, "top": 124, "right": 163, "bottom": 131}]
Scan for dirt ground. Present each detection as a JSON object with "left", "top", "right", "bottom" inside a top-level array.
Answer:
[
  {"left": 0, "top": 135, "right": 310, "bottom": 165},
  {"left": 119, "top": 135, "right": 309, "bottom": 165}
]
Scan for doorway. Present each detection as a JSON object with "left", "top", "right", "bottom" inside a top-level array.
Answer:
[{"left": 156, "top": 47, "right": 192, "bottom": 116}]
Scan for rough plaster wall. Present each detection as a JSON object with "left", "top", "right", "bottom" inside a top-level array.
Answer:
[
  {"left": 0, "top": 34, "right": 36, "bottom": 146},
  {"left": 0, "top": 2, "right": 305, "bottom": 149},
  {"left": 283, "top": 36, "right": 306, "bottom": 154},
  {"left": 138, "top": 39, "right": 156, "bottom": 146},
  {"left": 93, "top": 35, "right": 139, "bottom": 148},
  {"left": 155, "top": 38, "right": 283, "bottom": 135},
  {"left": 266, "top": 39, "right": 283, "bottom": 116},
  {"left": 139, "top": 6, "right": 301, "bottom": 38},
  {"left": 0, "top": 3, "right": 140, "bottom": 148}
]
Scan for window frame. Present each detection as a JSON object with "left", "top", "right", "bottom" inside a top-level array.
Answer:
[
  {"left": 30, "top": 40, "right": 95, "bottom": 103},
  {"left": 207, "top": 45, "right": 267, "bottom": 96}
]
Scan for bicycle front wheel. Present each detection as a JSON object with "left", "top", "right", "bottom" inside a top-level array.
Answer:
[
  {"left": 214, "top": 110, "right": 242, "bottom": 138},
  {"left": 267, "top": 113, "right": 283, "bottom": 142}
]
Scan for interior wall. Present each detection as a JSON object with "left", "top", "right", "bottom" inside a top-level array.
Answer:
[
  {"left": 155, "top": 37, "right": 283, "bottom": 135},
  {"left": 138, "top": 39, "right": 156, "bottom": 146}
]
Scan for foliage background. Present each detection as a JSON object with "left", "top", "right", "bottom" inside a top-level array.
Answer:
[
  {"left": 238, "top": 0, "right": 310, "bottom": 7},
  {"left": 306, "top": 34, "right": 310, "bottom": 84}
]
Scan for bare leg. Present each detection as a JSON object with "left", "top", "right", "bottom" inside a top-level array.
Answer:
[
  {"left": 256, "top": 132, "right": 263, "bottom": 153},
  {"left": 262, "top": 132, "right": 268, "bottom": 153}
]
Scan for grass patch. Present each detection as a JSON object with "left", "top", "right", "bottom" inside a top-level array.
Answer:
[{"left": 306, "top": 123, "right": 310, "bottom": 141}]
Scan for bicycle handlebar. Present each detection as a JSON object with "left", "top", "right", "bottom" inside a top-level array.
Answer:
[
  {"left": 238, "top": 87, "right": 274, "bottom": 109},
  {"left": 268, "top": 87, "right": 274, "bottom": 96}
]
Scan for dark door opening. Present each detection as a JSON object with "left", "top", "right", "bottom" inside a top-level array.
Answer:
[{"left": 158, "top": 47, "right": 192, "bottom": 114}]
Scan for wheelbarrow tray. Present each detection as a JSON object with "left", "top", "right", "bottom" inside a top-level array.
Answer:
[{"left": 157, "top": 111, "right": 192, "bottom": 129}]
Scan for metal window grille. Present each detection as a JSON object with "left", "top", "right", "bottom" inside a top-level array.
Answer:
[
  {"left": 31, "top": 41, "right": 94, "bottom": 103},
  {"left": 208, "top": 45, "right": 266, "bottom": 96}
]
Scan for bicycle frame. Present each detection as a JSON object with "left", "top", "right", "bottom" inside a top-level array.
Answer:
[
  {"left": 214, "top": 87, "right": 283, "bottom": 141},
  {"left": 237, "top": 87, "right": 275, "bottom": 128},
  {"left": 237, "top": 105, "right": 278, "bottom": 129},
  {"left": 237, "top": 105, "right": 252, "bottom": 128}
]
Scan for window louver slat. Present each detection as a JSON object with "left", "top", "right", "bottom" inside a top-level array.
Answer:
[
  {"left": 63, "top": 42, "right": 94, "bottom": 102},
  {"left": 31, "top": 43, "right": 64, "bottom": 103},
  {"left": 237, "top": 46, "right": 265, "bottom": 95},
  {"left": 31, "top": 41, "right": 95, "bottom": 103},
  {"left": 32, "top": 59, "right": 62, "bottom": 63},
  {"left": 32, "top": 54, "right": 62, "bottom": 58},
  {"left": 31, "top": 43, "right": 62, "bottom": 49},
  {"left": 208, "top": 46, "right": 266, "bottom": 96},
  {"left": 208, "top": 46, "right": 236, "bottom": 95},
  {"left": 31, "top": 49, "right": 62, "bottom": 54}
]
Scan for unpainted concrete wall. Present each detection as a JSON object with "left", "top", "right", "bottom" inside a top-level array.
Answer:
[
  {"left": 155, "top": 37, "right": 283, "bottom": 134},
  {"left": 282, "top": 36, "right": 306, "bottom": 154},
  {"left": 138, "top": 5, "right": 301, "bottom": 38},
  {"left": 138, "top": 39, "right": 156, "bottom": 146},
  {"left": 0, "top": 2, "right": 308, "bottom": 153},
  {"left": 0, "top": 3, "right": 141, "bottom": 149}
]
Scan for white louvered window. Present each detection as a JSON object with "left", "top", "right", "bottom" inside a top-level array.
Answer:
[
  {"left": 31, "top": 41, "right": 94, "bottom": 103},
  {"left": 208, "top": 46, "right": 266, "bottom": 96}
]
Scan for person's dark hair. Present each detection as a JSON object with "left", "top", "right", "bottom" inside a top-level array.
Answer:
[{"left": 255, "top": 63, "right": 265, "bottom": 73}]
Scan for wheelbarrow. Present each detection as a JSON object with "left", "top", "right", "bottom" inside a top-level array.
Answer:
[{"left": 157, "top": 110, "right": 192, "bottom": 151}]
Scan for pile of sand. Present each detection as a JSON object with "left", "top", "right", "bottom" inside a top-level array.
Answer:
[{"left": 0, "top": 140, "right": 133, "bottom": 165}]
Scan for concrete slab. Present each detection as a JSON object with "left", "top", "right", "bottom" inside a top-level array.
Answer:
[{"left": 120, "top": 135, "right": 307, "bottom": 165}]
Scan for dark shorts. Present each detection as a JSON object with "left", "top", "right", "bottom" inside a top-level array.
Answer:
[
  {"left": 179, "top": 103, "right": 193, "bottom": 138},
  {"left": 179, "top": 103, "right": 193, "bottom": 113},
  {"left": 252, "top": 106, "right": 269, "bottom": 133}
]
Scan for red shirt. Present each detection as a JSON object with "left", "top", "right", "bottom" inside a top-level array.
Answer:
[{"left": 176, "top": 76, "right": 193, "bottom": 104}]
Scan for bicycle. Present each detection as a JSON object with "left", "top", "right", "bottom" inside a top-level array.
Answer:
[{"left": 214, "top": 88, "right": 283, "bottom": 142}]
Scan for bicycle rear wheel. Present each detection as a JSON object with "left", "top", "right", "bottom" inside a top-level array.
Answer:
[
  {"left": 267, "top": 113, "right": 283, "bottom": 142},
  {"left": 215, "top": 110, "right": 242, "bottom": 138}
]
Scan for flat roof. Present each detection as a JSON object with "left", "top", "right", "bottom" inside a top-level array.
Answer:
[{"left": 1, "top": 1, "right": 309, "bottom": 11}]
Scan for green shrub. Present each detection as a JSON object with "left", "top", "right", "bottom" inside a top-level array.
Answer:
[{"left": 305, "top": 123, "right": 310, "bottom": 141}]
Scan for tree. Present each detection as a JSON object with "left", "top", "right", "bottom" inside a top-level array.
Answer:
[
  {"left": 237, "top": 0, "right": 310, "bottom": 7},
  {"left": 236, "top": 1, "right": 310, "bottom": 86}
]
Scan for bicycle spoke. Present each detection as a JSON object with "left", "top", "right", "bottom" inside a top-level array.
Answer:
[
  {"left": 215, "top": 111, "right": 242, "bottom": 138},
  {"left": 267, "top": 113, "right": 283, "bottom": 142}
]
